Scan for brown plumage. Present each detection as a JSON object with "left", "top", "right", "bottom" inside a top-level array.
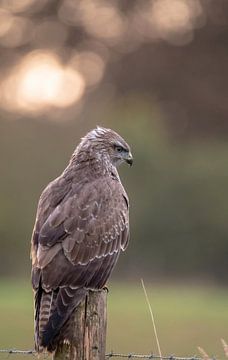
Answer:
[{"left": 30, "top": 127, "right": 133, "bottom": 353}]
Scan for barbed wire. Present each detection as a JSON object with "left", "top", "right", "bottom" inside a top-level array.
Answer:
[
  {"left": 106, "top": 353, "right": 204, "bottom": 359},
  {"left": 0, "top": 350, "right": 35, "bottom": 355},
  {"left": 0, "top": 349, "right": 212, "bottom": 360}
]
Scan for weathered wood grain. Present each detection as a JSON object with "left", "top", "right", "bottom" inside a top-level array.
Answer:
[{"left": 54, "top": 289, "right": 107, "bottom": 360}]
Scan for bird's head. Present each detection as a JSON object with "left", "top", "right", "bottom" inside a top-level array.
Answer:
[{"left": 79, "top": 126, "right": 133, "bottom": 167}]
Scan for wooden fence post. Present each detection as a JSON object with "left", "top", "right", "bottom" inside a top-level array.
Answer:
[{"left": 54, "top": 289, "right": 107, "bottom": 360}]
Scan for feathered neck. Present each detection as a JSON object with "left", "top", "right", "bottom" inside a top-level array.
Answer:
[{"left": 63, "top": 146, "right": 119, "bottom": 181}]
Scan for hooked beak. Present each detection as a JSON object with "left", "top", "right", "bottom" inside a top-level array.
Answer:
[{"left": 125, "top": 152, "right": 133, "bottom": 166}]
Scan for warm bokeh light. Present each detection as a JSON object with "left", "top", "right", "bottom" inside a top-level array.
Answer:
[
  {"left": 0, "top": 51, "right": 86, "bottom": 113},
  {"left": 151, "top": 0, "right": 204, "bottom": 44},
  {"left": 152, "top": 0, "right": 195, "bottom": 32},
  {"left": 0, "top": 9, "right": 14, "bottom": 37},
  {"left": 58, "top": 0, "right": 126, "bottom": 44},
  {"left": 0, "top": 0, "right": 208, "bottom": 116},
  {"left": 70, "top": 51, "right": 105, "bottom": 88},
  {"left": 133, "top": 0, "right": 204, "bottom": 45}
]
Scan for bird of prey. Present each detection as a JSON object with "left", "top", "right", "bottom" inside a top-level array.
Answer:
[{"left": 31, "top": 127, "right": 133, "bottom": 353}]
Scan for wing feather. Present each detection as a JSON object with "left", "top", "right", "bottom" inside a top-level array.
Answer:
[{"left": 32, "top": 176, "right": 129, "bottom": 291}]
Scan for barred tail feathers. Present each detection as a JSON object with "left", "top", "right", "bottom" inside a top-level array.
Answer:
[
  {"left": 34, "top": 289, "right": 57, "bottom": 353},
  {"left": 40, "top": 287, "right": 87, "bottom": 352}
]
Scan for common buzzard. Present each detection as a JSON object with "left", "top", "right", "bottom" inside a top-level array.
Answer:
[{"left": 30, "top": 127, "right": 133, "bottom": 352}]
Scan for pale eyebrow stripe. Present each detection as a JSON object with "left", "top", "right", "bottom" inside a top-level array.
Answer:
[{"left": 114, "top": 141, "right": 128, "bottom": 151}]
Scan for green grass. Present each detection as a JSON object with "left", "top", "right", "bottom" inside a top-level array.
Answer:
[{"left": 0, "top": 279, "right": 228, "bottom": 358}]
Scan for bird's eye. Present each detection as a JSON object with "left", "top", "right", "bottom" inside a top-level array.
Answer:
[
  {"left": 114, "top": 144, "right": 124, "bottom": 152},
  {"left": 116, "top": 146, "right": 123, "bottom": 152}
]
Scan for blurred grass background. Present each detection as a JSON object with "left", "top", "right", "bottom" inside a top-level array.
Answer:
[
  {"left": 0, "top": 0, "right": 228, "bottom": 356},
  {"left": 0, "top": 279, "right": 228, "bottom": 358}
]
